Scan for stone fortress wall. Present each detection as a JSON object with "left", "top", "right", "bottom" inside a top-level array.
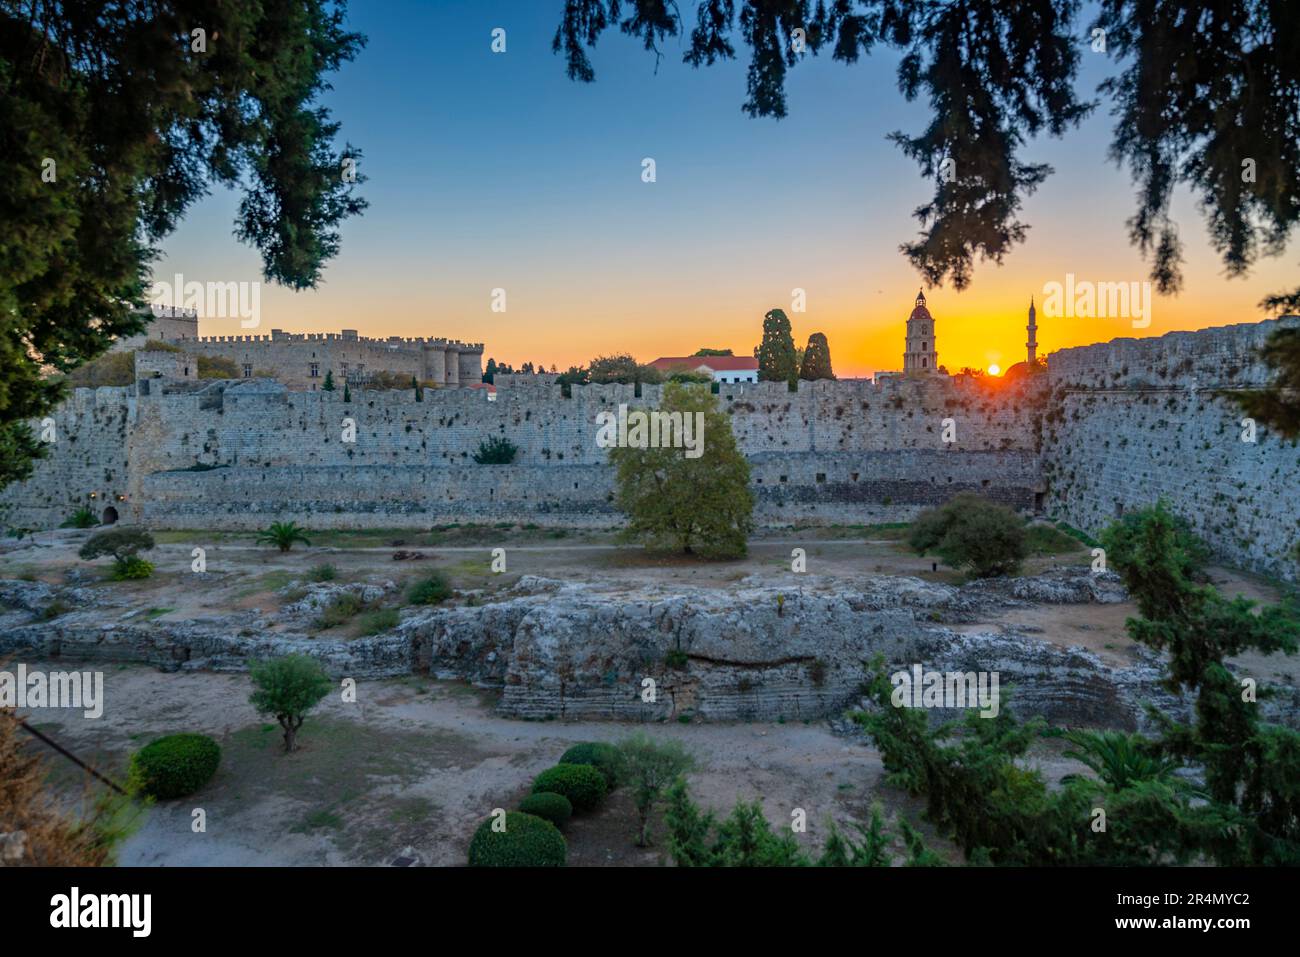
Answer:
[
  {"left": 1043, "top": 318, "right": 1299, "bottom": 579},
  {"left": 176, "top": 329, "right": 484, "bottom": 390},
  {"left": 3, "top": 320, "right": 1296, "bottom": 580},
  {"left": 2, "top": 373, "right": 1045, "bottom": 532},
  {"left": 111, "top": 306, "right": 484, "bottom": 390},
  {"left": 113, "top": 305, "right": 202, "bottom": 351}
]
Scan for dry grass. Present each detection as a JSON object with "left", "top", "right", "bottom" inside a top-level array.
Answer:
[{"left": 0, "top": 706, "right": 133, "bottom": 866}]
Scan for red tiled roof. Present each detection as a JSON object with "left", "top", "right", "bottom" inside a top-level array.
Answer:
[{"left": 650, "top": 355, "right": 758, "bottom": 372}]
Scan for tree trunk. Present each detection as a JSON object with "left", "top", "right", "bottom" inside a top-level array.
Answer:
[
  {"left": 636, "top": 805, "right": 651, "bottom": 847},
  {"left": 280, "top": 716, "right": 297, "bottom": 752}
]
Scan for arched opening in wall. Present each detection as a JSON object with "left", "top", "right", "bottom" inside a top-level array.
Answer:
[
  {"left": 101, "top": 506, "right": 119, "bottom": 525},
  {"left": 1034, "top": 492, "right": 1045, "bottom": 512}
]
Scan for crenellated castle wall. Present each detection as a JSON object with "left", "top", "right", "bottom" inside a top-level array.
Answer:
[
  {"left": 3, "top": 320, "right": 1296, "bottom": 580},
  {"left": 175, "top": 329, "right": 484, "bottom": 390},
  {"left": 1, "top": 375, "right": 1044, "bottom": 531}
]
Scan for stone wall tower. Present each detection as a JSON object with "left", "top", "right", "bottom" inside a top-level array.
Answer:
[
  {"left": 1026, "top": 296, "right": 1038, "bottom": 365},
  {"left": 903, "top": 289, "right": 938, "bottom": 372}
]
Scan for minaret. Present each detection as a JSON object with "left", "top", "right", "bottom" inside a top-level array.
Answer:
[
  {"left": 903, "top": 289, "right": 938, "bottom": 372},
  {"left": 1026, "top": 296, "right": 1038, "bottom": 365}
]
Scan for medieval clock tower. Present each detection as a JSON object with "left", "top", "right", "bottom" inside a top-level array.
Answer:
[{"left": 903, "top": 289, "right": 939, "bottom": 372}]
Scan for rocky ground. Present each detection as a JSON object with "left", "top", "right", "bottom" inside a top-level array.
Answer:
[
  {"left": 3, "top": 525, "right": 1297, "bottom": 866},
  {"left": 24, "top": 662, "right": 1090, "bottom": 867}
]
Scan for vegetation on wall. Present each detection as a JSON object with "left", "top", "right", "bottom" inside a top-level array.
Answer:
[
  {"left": 472, "top": 435, "right": 519, "bottom": 464},
  {"left": 1237, "top": 325, "right": 1300, "bottom": 440},
  {"left": 196, "top": 355, "right": 239, "bottom": 380}
]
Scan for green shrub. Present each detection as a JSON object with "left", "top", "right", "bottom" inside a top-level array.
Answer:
[
  {"left": 357, "top": 607, "right": 400, "bottom": 635},
  {"left": 610, "top": 382, "right": 753, "bottom": 559},
  {"left": 664, "top": 648, "right": 688, "bottom": 670},
  {"left": 408, "top": 572, "right": 452, "bottom": 605},
  {"left": 531, "top": 764, "right": 607, "bottom": 813},
  {"left": 38, "top": 600, "right": 70, "bottom": 621},
  {"left": 129, "top": 733, "right": 221, "bottom": 799},
  {"left": 1024, "top": 523, "right": 1082, "bottom": 555},
  {"left": 559, "top": 742, "right": 621, "bottom": 789},
  {"left": 315, "top": 592, "right": 364, "bottom": 629},
  {"left": 472, "top": 435, "right": 519, "bottom": 464},
  {"left": 61, "top": 507, "right": 97, "bottom": 529},
  {"left": 111, "top": 556, "right": 154, "bottom": 580},
  {"left": 467, "top": 811, "right": 566, "bottom": 866},
  {"left": 308, "top": 563, "right": 337, "bottom": 582},
  {"left": 907, "top": 493, "right": 1027, "bottom": 578},
  {"left": 78, "top": 527, "right": 154, "bottom": 565},
  {"left": 518, "top": 791, "right": 573, "bottom": 826}
]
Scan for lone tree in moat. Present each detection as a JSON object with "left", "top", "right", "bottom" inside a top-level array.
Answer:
[
  {"left": 907, "top": 493, "right": 1027, "bottom": 578},
  {"left": 609, "top": 381, "right": 753, "bottom": 559},
  {"left": 249, "top": 654, "right": 333, "bottom": 753}
]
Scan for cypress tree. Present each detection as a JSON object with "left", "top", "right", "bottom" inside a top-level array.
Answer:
[
  {"left": 757, "top": 309, "right": 797, "bottom": 383},
  {"left": 799, "top": 333, "right": 836, "bottom": 380}
]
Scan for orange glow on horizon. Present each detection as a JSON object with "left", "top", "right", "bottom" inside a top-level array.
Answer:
[{"left": 177, "top": 253, "right": 1296, "bottom": 381}]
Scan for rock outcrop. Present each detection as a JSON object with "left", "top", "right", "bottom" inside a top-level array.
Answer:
[{"left": 3, "top": 571, "right": 1296, "bottom": 732}]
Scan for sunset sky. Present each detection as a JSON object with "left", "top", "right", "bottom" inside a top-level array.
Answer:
[{"left": 149, "top": 0, "right": 1297, "bottom": 378}]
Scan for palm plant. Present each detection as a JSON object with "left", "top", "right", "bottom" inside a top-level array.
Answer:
[
  {"left": 256, "top": 521, "right": 311, "bottom": 553},
  {"left": 1062, "top": 730, "right": 1186, "bottom": 792}
]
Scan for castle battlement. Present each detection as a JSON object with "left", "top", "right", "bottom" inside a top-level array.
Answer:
[
  {"left": 190, "top": 332, "right": 485, "bottom": 351},
  {"left": 169, "top": 323, "right": 485, "bottom": 390},
  {"left": 6, "top": 320, "right": 1296, "bottom": 584}
]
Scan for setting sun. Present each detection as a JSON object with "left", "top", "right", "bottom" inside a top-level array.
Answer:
[{"left": 988, "top": 364, "right": 1001, "bottom": 376}]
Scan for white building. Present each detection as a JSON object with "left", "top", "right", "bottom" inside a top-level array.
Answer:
[{"left": 650, "top": 355, "right": 759, "bottom": 384}]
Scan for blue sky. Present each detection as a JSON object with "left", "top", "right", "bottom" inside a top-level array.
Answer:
[{"left": 151, "top": 0, "right": 1296, "bottom": 376}]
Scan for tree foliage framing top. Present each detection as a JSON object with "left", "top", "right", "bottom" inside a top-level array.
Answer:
[
  {"left": 553, "top": 1, "right": 1300, "bottom": 311},
  {"left": 1, "top": 0, "right": 367, "bottom": 487}
]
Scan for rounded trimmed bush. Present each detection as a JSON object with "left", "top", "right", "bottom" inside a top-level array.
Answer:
[
  {"left": 467, "top": 811, "right": 566, "bottom": 867},
  {"left": 559, "top": 741, "right": 621, "bottom": 790},
  {"left": 531, "top": 763, "right": 607, "bottom": 813},
  {"left": 518, "top": 791, "right": 572, "bottom": 826},
  {"left": 129, "top": 733, "right": 221, "bottom": 799}
]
